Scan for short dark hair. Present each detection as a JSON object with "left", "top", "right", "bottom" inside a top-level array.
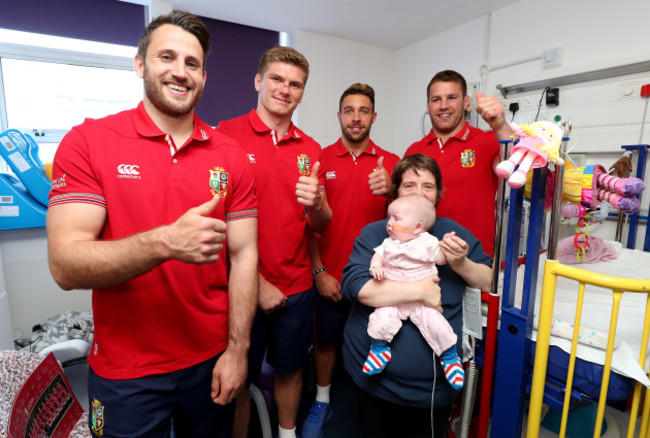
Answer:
[
  {"left": 339, "top": 83, "right": 375, "bottom": 112},
  {"left": 391, "top": 154, "right": 444, "bottom": 205},
  {"left": 138, "top": 10, "right": 210, "bottom": 69},
  {"left": 258, "top": 46, "right": 310, "bottom": 84},
  {"left": 426, "top": 70, "right": 467, "bottom": 100}
]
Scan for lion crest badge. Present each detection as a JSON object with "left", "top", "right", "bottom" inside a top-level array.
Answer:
[
  {"left": 460, "top": 149, "right": 476, "bottom": 168},
  {"left": 91, "top": 398, "right": 105, "bottom": 436},
  {"left": 297, "top": 154, "right": 311, "bottom": 176},
  {"left": 210, "top": 167, "right": 229, "bottom": 197}
]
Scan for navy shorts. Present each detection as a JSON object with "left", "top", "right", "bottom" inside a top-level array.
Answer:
[
  {"left": 313, "top": 286, "right": 351, "bottom": 345},
  {"left": 88, "top": 354, "right": 235, "bottom": 438},
  {"left": 248, "top": 286, "right": 316, "bottom": 377}
]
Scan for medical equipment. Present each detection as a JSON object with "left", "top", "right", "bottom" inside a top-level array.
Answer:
[{"left": 0, "top": 129, "right": 51, "bottom": 230}]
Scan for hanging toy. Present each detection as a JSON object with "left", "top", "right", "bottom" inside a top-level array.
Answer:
[
  {"left": 496, "top": 121, "right": 565, "bottom": 189},
  {"left": 561, "top": 203, "right": 590, "bottom": 262}
]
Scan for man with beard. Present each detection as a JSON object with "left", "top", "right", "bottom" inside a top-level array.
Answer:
[
  {"left": 46, "top": 11, "right": 258, "bottom": 437},
  {"left": 404, "top": 70, "right": 512, "bottom": 258},
  {"left": 302, "top": 83, "right": 399, "bottom": 438},
  {"left": 218, "top": 46, "right": 332, "bottom": 438}
]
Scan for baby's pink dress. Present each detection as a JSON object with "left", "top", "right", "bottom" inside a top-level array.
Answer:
[{"left": 367, "top": 232, "right": 457, "bottom": 355}]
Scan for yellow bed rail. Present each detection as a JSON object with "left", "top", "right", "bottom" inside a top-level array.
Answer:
[{"left": 527, "top": 259, "right": 650, "bottom": 438}]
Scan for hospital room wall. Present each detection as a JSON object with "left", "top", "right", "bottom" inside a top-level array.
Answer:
[
  {"left": 294, "top": 31, "right": 395, "bottom": 151},
  {"left": 0, "top": 229, "right": 91, "bottom": 339},
  {"left": 299, "top": 0, "right": 649, "bottom": 247}
]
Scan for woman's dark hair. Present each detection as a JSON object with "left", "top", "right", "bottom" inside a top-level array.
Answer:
[{"left": 391, "top": 154, "right": 444, "bottom": 206}]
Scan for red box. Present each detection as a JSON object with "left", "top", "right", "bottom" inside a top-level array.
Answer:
[{"left": 641, "top": 84, "right": 650, "bottom": 97}]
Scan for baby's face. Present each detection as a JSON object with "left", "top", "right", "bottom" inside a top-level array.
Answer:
[{"left": 386, "top": 202, "right": 420, "bottom": 241}]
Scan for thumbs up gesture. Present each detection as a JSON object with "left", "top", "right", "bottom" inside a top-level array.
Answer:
[
  {"left": 296, "top": 161, "right": 323, "bottom": 209},
  {"left": 475, "top": 92, "right": 507, "bottom": 132},
  {"left": 165, "top": 195, "right": 227, "bottom": 264},
  {"left": 368, "top": 156, "right": 393, "bottom": 197}
]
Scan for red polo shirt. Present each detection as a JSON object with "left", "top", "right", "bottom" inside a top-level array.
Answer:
[
  {"left": 49, "top": 102, "right": 257, "bottom": 379},
  {"left": 218, "top": 109, "right": 325, "bottom": 296},
  {"left": 404, "top": 122, "right": 499, "bottom": 256},
  {"left": 320, "top": 139, "right": 399, "bottom": 281}
]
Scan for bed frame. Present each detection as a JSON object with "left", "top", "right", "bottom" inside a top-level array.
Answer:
[{"left": 485, "top": 140, "right": 650, "bottom": 437}]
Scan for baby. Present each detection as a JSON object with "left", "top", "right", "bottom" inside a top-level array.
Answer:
[{"left": 364, "top": 194, "right": 464, "bottom": 390}]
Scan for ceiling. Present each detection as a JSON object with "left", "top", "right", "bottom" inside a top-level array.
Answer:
[{"left": 171, "top": 0, "right": 521, "bottom": 50}]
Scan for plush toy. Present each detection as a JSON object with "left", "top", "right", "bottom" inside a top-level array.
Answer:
[
  {"left": 562, "top": 162, "right": 644, "bottom": 214},
  {"left": 496, "top": 121, "right": 565, "bottom": 188}
]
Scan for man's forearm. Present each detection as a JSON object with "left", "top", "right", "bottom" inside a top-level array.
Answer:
[
  {"left": 48, "top": 226, "right": 169, "bottom": 291},
  {"left": 226, "top": 251, "right": 258, "bottom": 356},
  {"left": 493, "top": 123, "right": 515, "bottom": 141},
  {"left": 307, "top": 202, "right": 332, "bottom": 233}
]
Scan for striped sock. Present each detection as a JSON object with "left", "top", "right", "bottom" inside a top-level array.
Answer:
[
  {"left": 440, "top": 349, "right": 464, "bottom": 390},
  {"left": 363, "top": 340, "right": 392, "bottom": 375}
]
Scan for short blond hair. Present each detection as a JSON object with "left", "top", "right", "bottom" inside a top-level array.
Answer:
[{"left": 258, "top": 46, "right": 310, "bottom": 84}]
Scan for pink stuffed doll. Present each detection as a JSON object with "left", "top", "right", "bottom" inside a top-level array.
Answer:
[{"left": 496, "top": 121, "right": 565, "bottom": 188}]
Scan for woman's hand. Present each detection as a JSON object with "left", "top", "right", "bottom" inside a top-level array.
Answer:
[
  {"left": 418, "top": 275, "right": 442, "bottom": 312},
  {"left": 439, "top": 232, "right": 469, "bottom": 266}
]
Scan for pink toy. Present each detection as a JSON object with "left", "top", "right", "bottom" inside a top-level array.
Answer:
[
  {"left": 563, "top": 163, "right": 645, "bottom": 215},
  {"left": 496, "top": 121, "right": 565, "bottom": 188}
]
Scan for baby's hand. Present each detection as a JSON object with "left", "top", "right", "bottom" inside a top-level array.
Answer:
[{"left": 370, "top": 265, "right": 385, "bottom": 281}]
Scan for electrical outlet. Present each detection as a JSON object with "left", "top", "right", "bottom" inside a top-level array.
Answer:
[
  {"left": 542, "top": 47, "right": 562, "bottom": 67},
  {"left": 522, "top": 97, "right": 539, "bottom": 111},
  {"left": 504, "top": 97, "right": 537, "bottom": 114}
]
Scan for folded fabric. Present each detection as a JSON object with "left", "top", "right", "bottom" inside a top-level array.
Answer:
[
  {"left": 550, "top": 317, "right": 616, "bottom": 350},
  {"left": 532, "top": 316, "right": 617, "bottom": 350},
  {"left": 557, "top": 234, "right": 619, "bottom": 264}
]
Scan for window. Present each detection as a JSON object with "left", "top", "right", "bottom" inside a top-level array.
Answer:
[{"left": 0, "top": 29, "right": 141, "bottom": 164}]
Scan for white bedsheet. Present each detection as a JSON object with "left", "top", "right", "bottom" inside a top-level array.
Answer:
[{"left": 514, "top": 244, "right": 650, "bottom": 387}]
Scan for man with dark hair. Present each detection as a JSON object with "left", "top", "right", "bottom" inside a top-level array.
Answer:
[
  {"left": 47, "top": 10, "right": 258, "bottom": 437},
  {"left": 219, "top": 46, "right": 331, "bottom": 438},
  {"left": 405, "top": 69, "right": 512, "bottom": 257},
  {"left": 303, "top": 83, "right": 399, "bottom": 438}
]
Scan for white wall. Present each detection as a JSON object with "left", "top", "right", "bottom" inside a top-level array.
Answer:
[
  {"left": 296, "top": 0, "right": 650, "bottom": 245},
  {"left": 391, "top": 16, "right": 488, "bottom": 156},
  {"left": 295, "top": 30, "right": 396, "bottom": 150},
  {"left": 0, "top": 228, "right": 91, "bottom": 338},
  {"left": 485, "top": 0, "right": 650, "bottom": 153},
  {"left": 477, "top": 0, "right": 650, "bottom": 246}
]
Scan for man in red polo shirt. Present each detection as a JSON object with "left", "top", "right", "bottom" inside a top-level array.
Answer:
[
  {"left": 218, "top": 46, "right": 332, "bottom": 438},
  {"left": 46, "top": 11, "right": 258, "bottom": 437},
  {"left": 404, "top": 70, "right": 512, "bottom": 257},
  {"left": 302, "top": 83, "right": 399, "bottom": 438}
]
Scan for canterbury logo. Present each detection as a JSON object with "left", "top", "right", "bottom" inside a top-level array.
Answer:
[
  {"left": 118, "top": 164, "right": 140, "bottom": 175},
  {"left": 326, "top": 171, "right": 336, "bottom": 180}
]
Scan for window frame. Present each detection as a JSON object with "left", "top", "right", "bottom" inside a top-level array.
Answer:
[{"left": 0, "top": 40, "right": 136, "bottom": 143}]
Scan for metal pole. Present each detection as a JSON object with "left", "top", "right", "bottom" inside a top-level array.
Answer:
[
  {"left": 547, "top": 120, "right": 572, "bottom": 259},
  {"left": 491, "top": 140, "right": 512, "bottom": 290}
]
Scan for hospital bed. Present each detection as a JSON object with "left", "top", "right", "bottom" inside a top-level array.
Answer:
[{"left": 484, "top": 139, "right": 650, "bottom": 438}]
